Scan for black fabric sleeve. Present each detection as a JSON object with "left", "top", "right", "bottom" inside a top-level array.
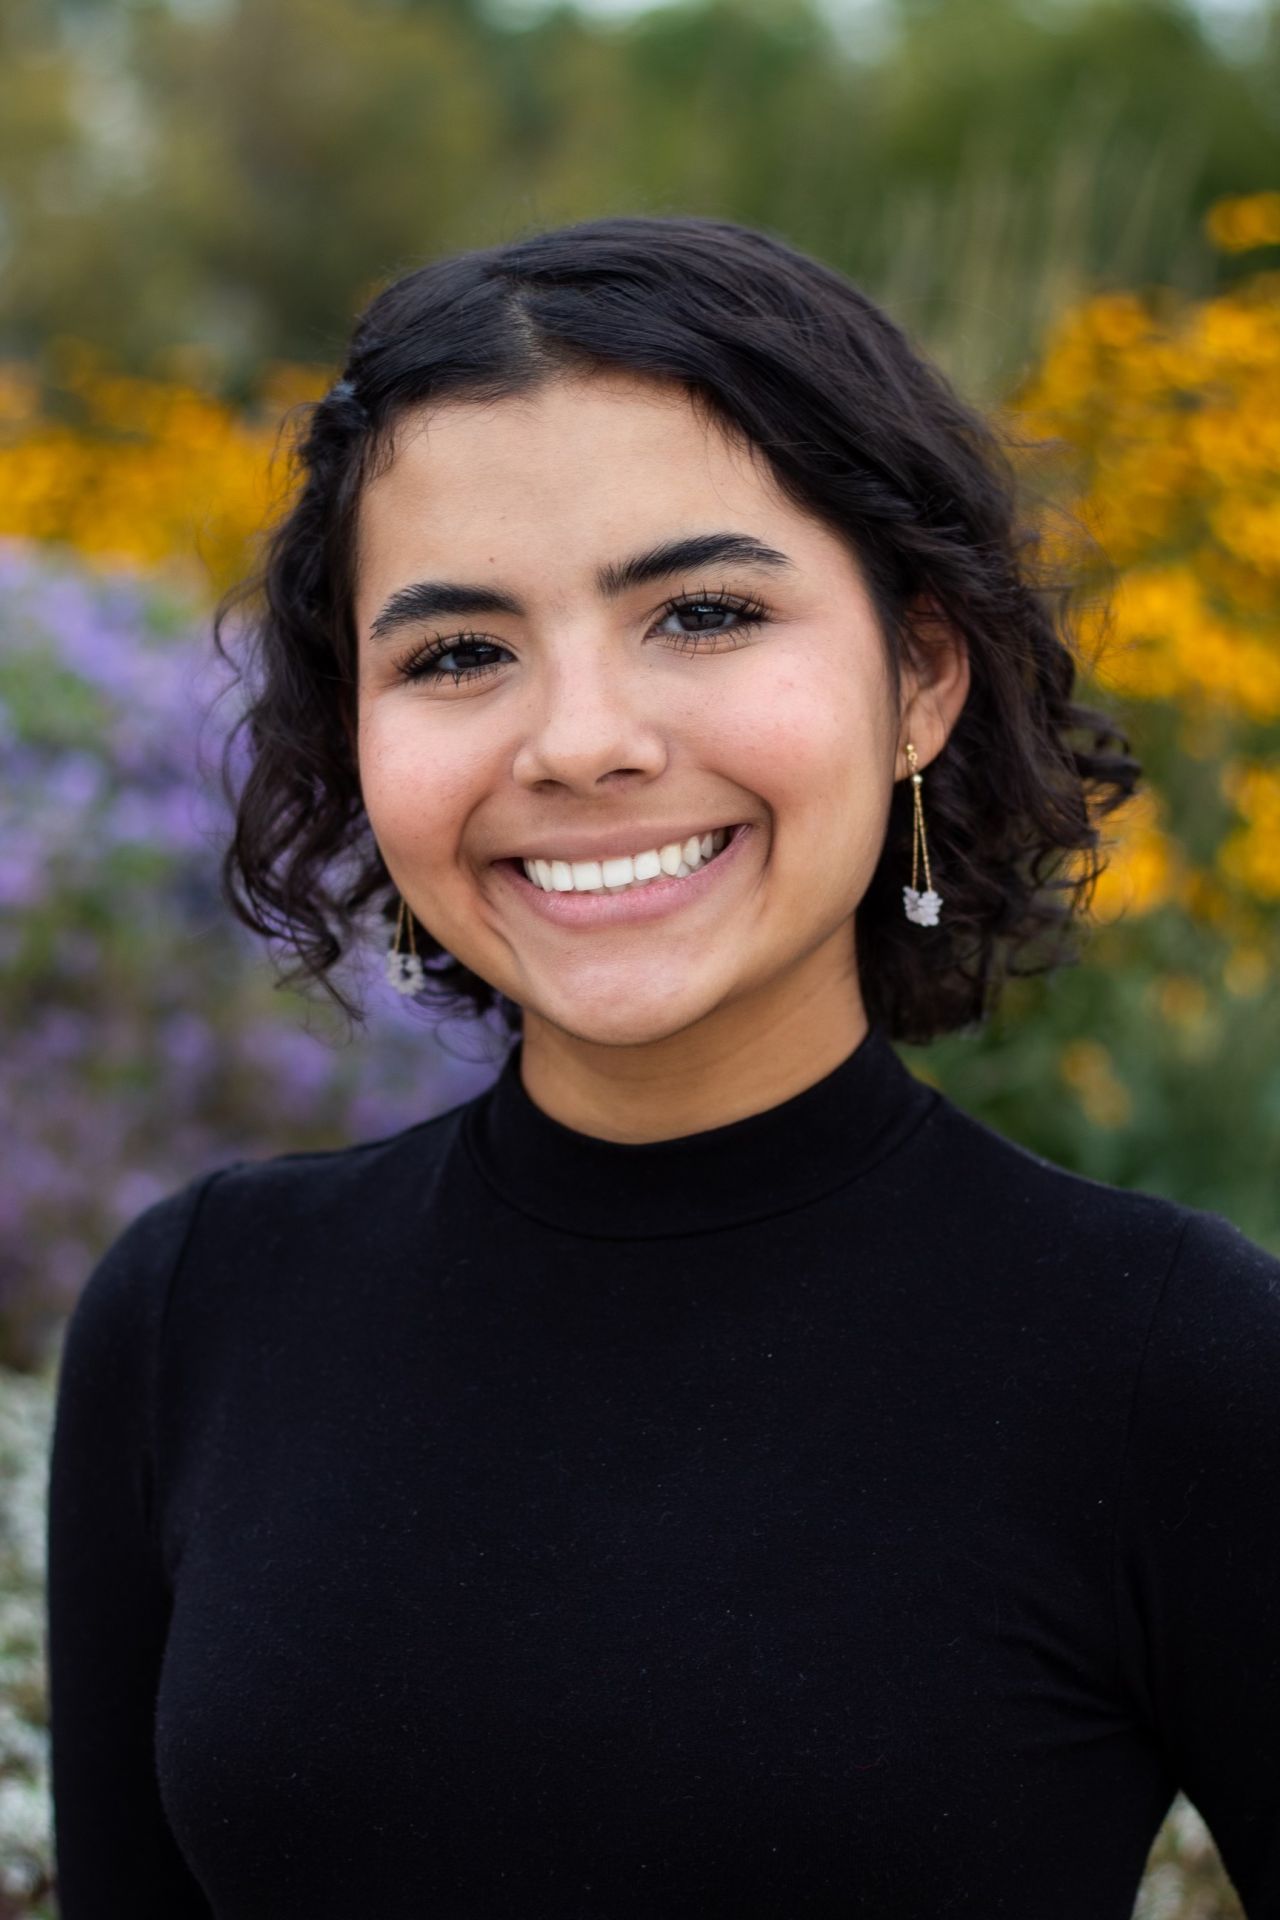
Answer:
[
  {"left": 44, "top": 1169, "right": 227, "bottom": 1918},
  {"left": 1114, "top": 1206, "right": 1280, "bottom": 1916}
]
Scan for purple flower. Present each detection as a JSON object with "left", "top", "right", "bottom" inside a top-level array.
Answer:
[
  {"left": 0, "top": 837, "right": 45, "bottom": 909},
  {"left": 160, "top": 1010, "right": 218, "bottom": 1078},
  {"left": 0, "top": 538, "right": 465, "bottom": 1346}
]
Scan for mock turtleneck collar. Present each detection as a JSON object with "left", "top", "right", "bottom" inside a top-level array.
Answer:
[{"left": 459, "top": 1021, "right": 939, "bottom": 1240}]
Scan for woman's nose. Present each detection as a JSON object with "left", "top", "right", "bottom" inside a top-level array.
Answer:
[{"left": 510, "top": 641, "right": 669, "bottom": 794}]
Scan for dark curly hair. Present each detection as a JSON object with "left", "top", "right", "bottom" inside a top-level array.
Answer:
[{"left": 213, "top": 211, "right": 1139, "bottom": 1047}]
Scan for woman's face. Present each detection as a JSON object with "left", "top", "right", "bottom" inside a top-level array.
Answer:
[{"left": 354, "top": 370, "right": 958, "bottom": 1058}]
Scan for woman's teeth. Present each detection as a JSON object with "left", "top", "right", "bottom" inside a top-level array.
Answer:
[{"left": 521, "top": 828, "right": 732, "bottom": 894}]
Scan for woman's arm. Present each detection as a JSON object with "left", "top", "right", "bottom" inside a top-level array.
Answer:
[
  {"left": 45, "top": 1171, "right": 224, "bottom": 1917},
  {"left": 1114, "top": 1206, "right": 1280, "bottom": 1915}
]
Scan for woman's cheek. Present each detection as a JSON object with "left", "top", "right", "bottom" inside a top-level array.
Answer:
[
  {"left": 360, "top": 717, "right": 477, "bottom": 863},
  {"left": 730, "top": 669, "right": 881, "bottom": 809}
]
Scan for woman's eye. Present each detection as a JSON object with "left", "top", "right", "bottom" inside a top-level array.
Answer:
[
  {"left": 392, "top": 591, "right": 768, "bottom": 688},
  {"left": 395, "top": 634, "right": 510, "bottom": 686},
  {"left": 653, "top": 593, "right": 768, "bottom": 643}
]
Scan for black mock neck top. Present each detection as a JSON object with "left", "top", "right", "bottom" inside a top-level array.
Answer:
[{"left": 45, "top": 1022, "right": 1280, "bottom": 1916}]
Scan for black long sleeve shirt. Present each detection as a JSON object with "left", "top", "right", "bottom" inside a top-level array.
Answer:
[{"left": 45, "top": 1021, "right": 1280, "bottom": 1916}]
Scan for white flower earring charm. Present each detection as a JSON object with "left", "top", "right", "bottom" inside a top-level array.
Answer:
[
  {"left": 386, "top": 892, "right": 426, "bottom": 994},
  {"left": 902, "top": 742, "right": 943, "bottom": 927}
]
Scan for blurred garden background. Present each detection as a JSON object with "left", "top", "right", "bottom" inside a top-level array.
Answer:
[{"left": 2, "top": 0, "right": 1278, "bottom": 1910}]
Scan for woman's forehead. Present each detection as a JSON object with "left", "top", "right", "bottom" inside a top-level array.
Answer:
[{"left": 354, "top": 379, "right": 825, "bottom": 609}]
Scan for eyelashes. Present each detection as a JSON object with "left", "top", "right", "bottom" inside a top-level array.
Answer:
[{"left": 390, "top": 586, "right": 772, "bottom": 690}]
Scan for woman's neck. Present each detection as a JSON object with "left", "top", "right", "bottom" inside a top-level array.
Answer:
[{"left": 518, "top": 944, "right": 870, "bottom": 1145}]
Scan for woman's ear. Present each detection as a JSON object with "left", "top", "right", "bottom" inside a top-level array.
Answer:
[{"left": 895, "top": 593, "right": 971, "bottom": 778}]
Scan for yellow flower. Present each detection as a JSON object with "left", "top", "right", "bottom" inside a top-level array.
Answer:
[
  {"left": 1205, "top": 191, "right": 1280, "bottom": 254},
  {"left": 0, "top": 349, "right": 325, "bottom": 594},
  {"left": 1014, "top": 266, "right": 1280, "bottom": 729},
  {"left": 1218, "top": 763, "right": 1280, "bottom": 900},
  {"left": 1224, "top": 944, "right": 1270, "bottom": 997},
  {"left": 1089, "top": 788, "right": 1180, "bottom": 922},
  {"left": 1058, "top": 1040, "right": 1133, "bottom": 1129}
]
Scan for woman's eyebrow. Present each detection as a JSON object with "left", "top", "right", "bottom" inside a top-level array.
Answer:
[{"left": 367, "top": 531, "right": 795, "bottom": 643}]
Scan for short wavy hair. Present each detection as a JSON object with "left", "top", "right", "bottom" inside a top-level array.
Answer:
[{"left": 214, "top": 212, "right": 1138, "bottom": 1046}]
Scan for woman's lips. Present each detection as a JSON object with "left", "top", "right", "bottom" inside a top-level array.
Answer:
[{"left": 493, "top": 823, "right": 754, "bottom": 927}]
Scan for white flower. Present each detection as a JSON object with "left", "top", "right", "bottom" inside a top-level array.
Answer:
[
  {"left": 386, "top": 950, "right": 425, "bottom": 994},
  {"left": 903, "top": 886, "right": 942, "bottom": 927}
]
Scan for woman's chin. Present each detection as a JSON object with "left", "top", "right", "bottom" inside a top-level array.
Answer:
[{"left": 522, "top": 984, "right": 722, "bottom": 1054}]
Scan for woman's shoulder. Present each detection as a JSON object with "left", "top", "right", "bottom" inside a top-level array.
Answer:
[
  {"left": 190, "top": 1094, "right": 472, "bottom": 1229},
  {"left": 916, "top": 1080, "right": 1280, "bottom": 1311},
  {"left": 64, "top": 1098, "right": 473, "bottom": 1350}
]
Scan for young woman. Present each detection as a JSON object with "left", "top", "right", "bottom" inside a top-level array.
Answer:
[{"left": 46, "top": 215, "right": 1280, "bottom": 1917}]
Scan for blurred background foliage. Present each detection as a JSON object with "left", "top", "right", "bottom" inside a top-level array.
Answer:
[
  {"left": 1, "top": 0, "right": 1278, "bottom": 1911},
  {"left": 2, "top": 0, "right": 1279, "bottom": 396}
]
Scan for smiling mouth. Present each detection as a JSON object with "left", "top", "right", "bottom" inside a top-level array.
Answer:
[
  {"left": 513, "top": 826, "right": 739, "bottom": 896},
  {"left": 494, "top": 821, "right": 754, "bottom": 922}
]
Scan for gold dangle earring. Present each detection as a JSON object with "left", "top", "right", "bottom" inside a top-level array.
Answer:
[
  {"left": 902, "top": 742, "right": 942, "bottom": 927},
  {"left": 386, "top": 892, "right": 425, "bottom": 994}
]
